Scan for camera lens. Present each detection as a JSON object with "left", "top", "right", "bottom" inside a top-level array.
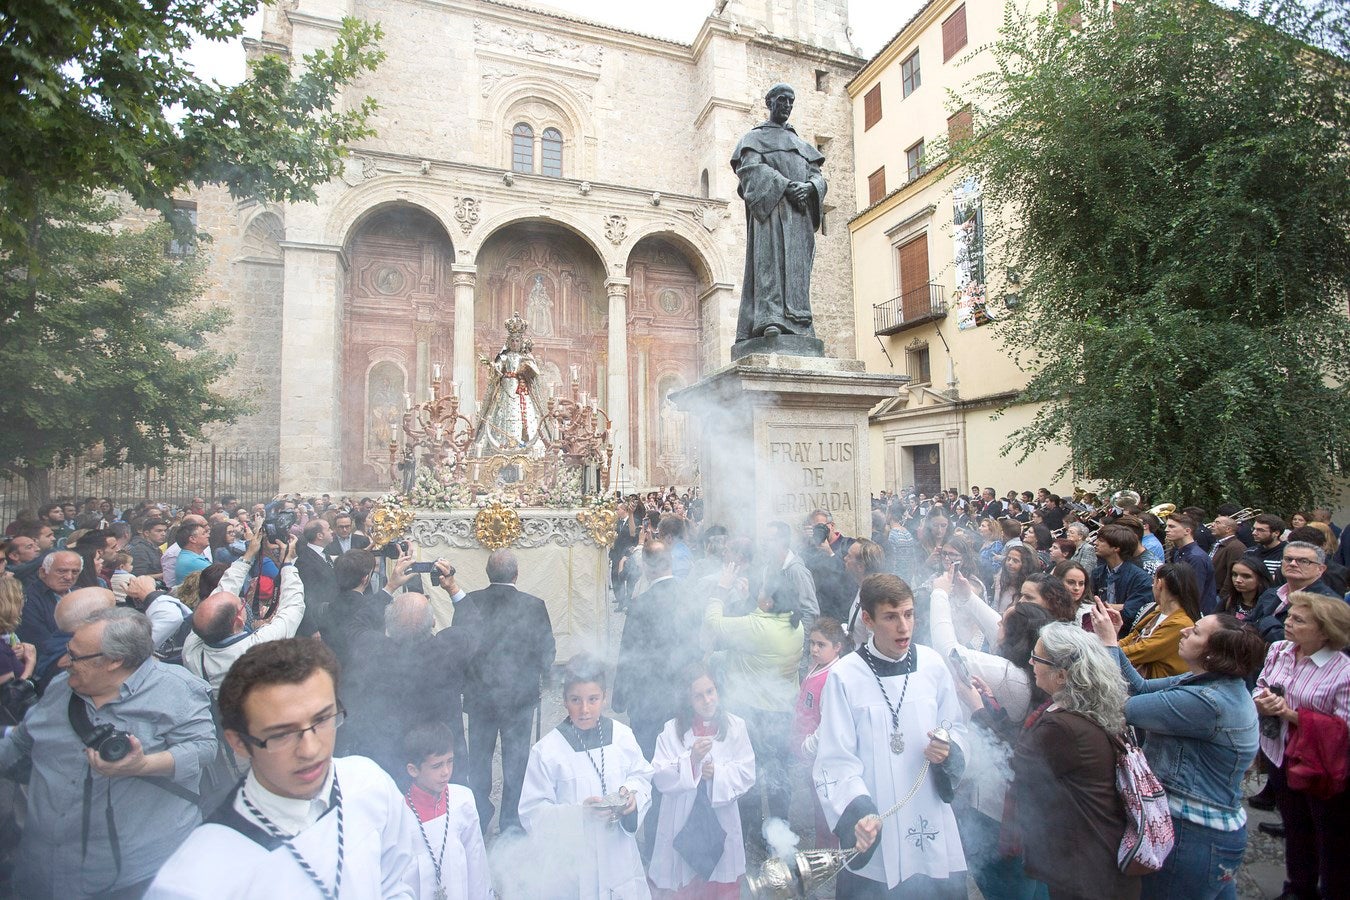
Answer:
[{"left": 99, "top": 732, "right": 133, "bottom": 763}]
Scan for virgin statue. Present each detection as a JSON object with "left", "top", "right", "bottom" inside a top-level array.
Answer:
[
  {"left": 470, "top": 312, "right": 554, "bottom": 457},
  {"left": 525, "top": 273, "right": 554, "bottom": 337}
]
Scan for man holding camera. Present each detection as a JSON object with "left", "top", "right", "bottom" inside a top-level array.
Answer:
[
  {"left": 0, "top": 607, "right": 215, "bottom": 898},
  {"left": 183, "top": 526, "right": 305, "bottom": 690}
]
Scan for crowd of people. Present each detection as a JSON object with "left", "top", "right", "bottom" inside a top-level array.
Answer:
[{"left": 0, "top": 486, "right": 1344, "bottom": 899}]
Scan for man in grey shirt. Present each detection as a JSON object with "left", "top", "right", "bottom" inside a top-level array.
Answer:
[{"left": 0, "top": 607, "right": 215, "bottom": 898}]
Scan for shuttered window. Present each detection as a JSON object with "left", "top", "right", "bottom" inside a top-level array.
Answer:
[
  {"left": 942, "top": 5, "right": 968, "bottom": 62},
  {"left": 868, "top": 167, "right": 887, "bottom": 205},
  {"left": 864, "top": 84, "right": 882, "bottom": 130},
  {"left": 947, "top": 106, "right": 973, "bottom": 144}
]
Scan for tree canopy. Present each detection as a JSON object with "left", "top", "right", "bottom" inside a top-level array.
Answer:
[
  {"left": 956, "top": 0, "right": 1350, "bottom": 511},
  {"left": 0, "top": 191, "right": 241, "bottom": 503},
  {"left": 0, "top": 1, "right": 384, "bottom": 252}
]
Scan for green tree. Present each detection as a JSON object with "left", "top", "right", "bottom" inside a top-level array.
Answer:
[
  {"left": 955, "top": 0, "right": 1350, "bottom": 511},
  {"left": 0, "top": 1, "right": 384, "bottom": 253},
  {"left": 0, "top": 191, "right": 239, "bottom": 505}
]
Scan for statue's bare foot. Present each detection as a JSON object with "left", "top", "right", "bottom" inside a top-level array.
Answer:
[{"left": 764, "top": 325, "right": 781, "bottom": 338}]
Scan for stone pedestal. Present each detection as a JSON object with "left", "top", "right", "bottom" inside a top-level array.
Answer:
[{"left": 674, "top": 354, "right": 906, "bottom": 540}]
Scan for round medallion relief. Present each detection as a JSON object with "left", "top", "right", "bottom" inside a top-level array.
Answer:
[
  {"left": 658, "top": 289, "right": 682, "bottom": 315},
  {"left": 374, "top": 266, "right": 405, "bottom": 295}
]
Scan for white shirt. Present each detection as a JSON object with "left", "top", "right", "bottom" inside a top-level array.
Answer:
[{"left": 238, "top": 762, "right": 335, "bottom": 837}]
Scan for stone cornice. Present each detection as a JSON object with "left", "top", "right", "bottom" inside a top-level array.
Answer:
[{"left": 693, "top": 95, "right": 755, "bottom": 132}]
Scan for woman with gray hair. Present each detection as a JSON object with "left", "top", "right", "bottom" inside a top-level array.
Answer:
[{"left": 1007, "top": 622, "right": 1140, "bottom": 899}]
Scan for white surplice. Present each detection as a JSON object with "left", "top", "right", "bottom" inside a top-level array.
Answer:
[
  {"left": 647, "top": 713, "right": 756, "bottom": 890},
  {"left": 518, "top": 717, "right": 654, "bottom": 899},
  {"left": 813, "top": 642, "right": 967, "bottom": 890},
  {"left": 146, "top": 756, "right": 420, "bottom": 899},
  {"left": 411, "top": 784, "right": 491, "bottom": 900}
]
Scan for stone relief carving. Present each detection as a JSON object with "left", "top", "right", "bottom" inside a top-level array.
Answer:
[
  {"left": 473, "top": 21, "right": 603, "bottom": 67},
  {"left": 604, "top": 215, "right": 628, "bottom": 246},
  {"left": 342, "top": 155, "right": 378, "bottom": 186},
  {"left": 482, "top": 66, "right": 594, "bottom": 101},
  {"left": 454, "top": 196, "right": 481, "bottom": 235},
  {"left": 409, "top": 512, "right": 599, "bottom": 549},
  {"left": 686, "top": 205, "right": 727, "bottom": 233}
]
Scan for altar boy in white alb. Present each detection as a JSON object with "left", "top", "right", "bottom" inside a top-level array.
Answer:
[
  {"left": 400, "top": 721, "right": 490, "bottom": 900},
  {"left": 146, "top": 639, "right": 421, "bottom": 899},
  {"left": 814, "top": 574, "right": 969, "bottom": 899},
  {"left": 517, "top": 653, "right": 654, "bottom": 899}
]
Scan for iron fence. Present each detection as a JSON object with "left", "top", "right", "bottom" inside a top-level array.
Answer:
[{"left": 0, "top": 447, "right": 279, "bottom": 523}]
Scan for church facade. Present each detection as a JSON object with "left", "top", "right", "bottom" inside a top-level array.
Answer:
[{"left": 183, "top": 0, "right": 864, "bottom": 493}]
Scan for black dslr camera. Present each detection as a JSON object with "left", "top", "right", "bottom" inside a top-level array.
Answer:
[
  {"left": 83, "top": 722, "right": 135, "bottom": 763},
  {"left": 68, "top": 694, "right": 134, "bottom": 762},
  {"left": 263, "top": 508, "right": 297, "bottom": 543}
]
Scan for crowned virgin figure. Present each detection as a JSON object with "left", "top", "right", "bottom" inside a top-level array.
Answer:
[{"left": 470, "top": 312, "right": 554, "bottom": 457}]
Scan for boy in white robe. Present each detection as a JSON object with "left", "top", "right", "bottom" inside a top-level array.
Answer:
[
  {"left": 814, "top": 574, "right": 969, "bottom": 899},
  {"left": 516, "top": 653, "right": 654, "bottom": 899},
  {"left": 402, "top": 721, "right": 490, "bottom": 900},
  {"left": 147, "top": 638, "right": 421, "bottom": 899}
]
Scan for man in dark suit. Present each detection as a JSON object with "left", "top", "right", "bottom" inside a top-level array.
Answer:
[
  {"left": 324, "top": 512, "right": 370, "bottom": 557},
  {"left": 342, "top": 591, "right": 472, "bottom": 787},
  {"left": 612, "top": 540, "right": 701, "bottom": 759},
  {"left": 322, "top": 548, "right": 413, "bottom": 672},
  {"left": 294, "top": 518, "right": 336, "bottom": 637},
  {"left": 451, "top": 549, "right": 554, "bottom": 834}
]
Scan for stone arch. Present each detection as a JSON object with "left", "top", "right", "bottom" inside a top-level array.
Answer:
[
  {"left": 484, "top": 78, "right": 594, "bottom": 177},
  {"left": 321, "top": 177, "right": 459, "bottom": 250},
  {"left": 472, "top": 218, "right": 608, "bottom": 412},
  {"left": 340, "top": 206, "right": 456, "bottom": 489},
  {"left": 625, "top": 235, "right": 708, "bottom": 484},
  {"left": 620, "top": 220, "right": 727, "bottom": 288},
  {"left": 472, "top": 208, "right": 613, "bottom": 273},
  {"left": 237, "top": 209, "right": 284, "bottom": 263}
]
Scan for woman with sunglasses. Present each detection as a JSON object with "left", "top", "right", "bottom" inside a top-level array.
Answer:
[{"left": 1009, "top": 622, "right": 1139, "bottom": 900}]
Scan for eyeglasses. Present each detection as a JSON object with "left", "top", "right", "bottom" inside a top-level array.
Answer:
[
  {"left": 1282, "top": 556, "right": 1321, "bottom": 567},
  {"left": 241, "top": 707, "right": 347, "bottom": 752},
  {"left": 65, "top": 650, "right": 106, "bottom": 665},
  {"left": 1028, "top": 652, "right": 1058, "bottom": 667}
]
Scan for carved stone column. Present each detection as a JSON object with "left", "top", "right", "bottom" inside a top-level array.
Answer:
[
  {"left": 605, "top": 277, "right": 631, "bottom": 475},
  {"left": 451, "top": 265, "right": 477, "bottom": 402}
]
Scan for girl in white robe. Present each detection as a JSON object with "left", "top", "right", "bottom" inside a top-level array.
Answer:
[
  {"left": 517, "top": 654, "right": 654, "bottom": 899},
  {"left": 649, "top": 665, "right": 756, "bottom": 898}
]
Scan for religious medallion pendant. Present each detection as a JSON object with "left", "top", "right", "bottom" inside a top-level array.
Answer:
[{"left": 890, "top": 731, "right": 905, "bottom": 754}]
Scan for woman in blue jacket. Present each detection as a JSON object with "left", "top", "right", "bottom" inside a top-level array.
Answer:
[{"left": 1090, "top": 602, "right": 1266, "bottom": 900}]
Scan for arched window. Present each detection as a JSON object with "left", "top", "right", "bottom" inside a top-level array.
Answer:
[
  {"left": 699, "top": 169, "right": 710, "bottom": 199},
  {"left": 512, "top": 123, "right": 535, "bottom": 173},
  {"left": 541, "top": 128, "right": 563, "bottom": 178}
]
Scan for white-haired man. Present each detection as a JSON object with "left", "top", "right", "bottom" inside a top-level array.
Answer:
[{"left": 0, "top": 607, "right": 215, "bottom": 898}]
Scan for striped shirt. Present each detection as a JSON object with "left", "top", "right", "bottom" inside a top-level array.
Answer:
[{"left": 1255, "top": 640, "right": 1350, "bottom": 767}]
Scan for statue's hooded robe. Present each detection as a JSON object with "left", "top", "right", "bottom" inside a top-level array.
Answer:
[{"left": 730, "top": 120, "right": 827, "bottom": 341}]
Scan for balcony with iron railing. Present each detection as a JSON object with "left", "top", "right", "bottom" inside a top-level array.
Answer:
[{"left": 873, "top": 283, "right": 947, "bottom": 335}]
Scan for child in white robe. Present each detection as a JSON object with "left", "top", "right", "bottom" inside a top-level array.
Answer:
[
  {"left": 649, "top": 663, "right": 756, "bottom": 898},
  {"left": 402, "top": 721, "right": 490, "bottom": 900},
  {"left": 517, "top": 653, "right": 653, "bottom": 899}
]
